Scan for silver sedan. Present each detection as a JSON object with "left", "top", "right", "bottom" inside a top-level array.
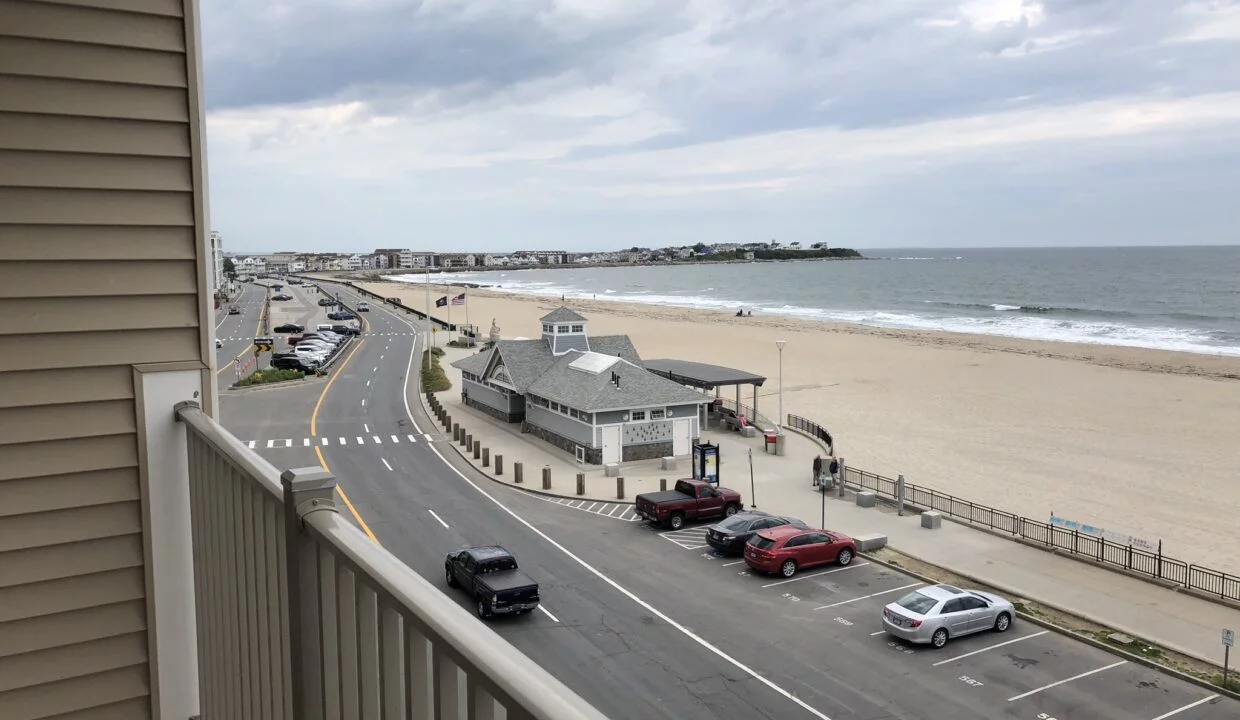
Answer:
[{"left": 882, "top": 583, "right": 1015, "bottom": 648}]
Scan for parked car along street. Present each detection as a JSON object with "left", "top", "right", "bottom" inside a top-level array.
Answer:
[
  {"left": 705, "top": 511, "right": 808, "bottom": 555},
  {"left": 882, "top": 584, "right": 1014, "bottom": 648},
  {"left": 635, "top": 479, "right": 743, "bottom": 530},
  {"left": 743, "top": 525, "right": 856, "bottom": 578}
]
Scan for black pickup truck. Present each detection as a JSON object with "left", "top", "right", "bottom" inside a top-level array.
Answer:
[{"left": 445, "top": 546, "right": 540, "bottom": 619}]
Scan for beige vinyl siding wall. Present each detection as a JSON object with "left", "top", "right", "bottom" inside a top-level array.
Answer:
[{"left": 0, "top": 0, "right": 208, "bottom": 718}]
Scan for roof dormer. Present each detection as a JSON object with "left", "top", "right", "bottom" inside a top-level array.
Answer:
[{"left": 540, "top": 307, "right": 590, "bottom": 356}]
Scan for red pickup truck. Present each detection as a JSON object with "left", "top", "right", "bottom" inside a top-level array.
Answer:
[{"left": 634, "top": 479, "right": 743, "bottom": 530}]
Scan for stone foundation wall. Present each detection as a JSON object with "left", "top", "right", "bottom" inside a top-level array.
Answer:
[
  {"left": 465, "top": 396, "right": 522, "bottom": 424},
  {"left": 523, "top": 422, "right": 602, "bottom": 465},
  {"left": 623, "top": 440, "right": 674, "bottom": 462}
]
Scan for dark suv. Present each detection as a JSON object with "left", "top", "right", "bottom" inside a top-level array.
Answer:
[{"left": 705, "top": 511, "right": 808, "bottom": 556}]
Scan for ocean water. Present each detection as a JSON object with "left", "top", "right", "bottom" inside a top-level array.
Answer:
[{"left": 392, "top": 247, "right": 1240, "bottom": 357}]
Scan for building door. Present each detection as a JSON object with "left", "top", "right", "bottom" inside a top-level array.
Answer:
[
  {"left": 602, "top": 425, "right": 622, "bottom": 464},
  {"left": 672, "top": 418, "right": 691, "bottom": 456}
]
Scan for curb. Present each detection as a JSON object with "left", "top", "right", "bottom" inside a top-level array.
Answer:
[
  {"left": 862, "top": 549, "right": 1239, "bottom": 701},
  {"left": 225, "top": 376, "right": 316, "bottom": 392},
  {"left": 416, "top": 392, "right": 636, "bottom": 506}
]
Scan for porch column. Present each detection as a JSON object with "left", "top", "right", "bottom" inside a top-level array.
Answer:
[
  {"left": 753, "top": 384, "right": 758, "bottom": 427},
  {"left": 135, "top": 363, "right": 205, "bottom": 719}
]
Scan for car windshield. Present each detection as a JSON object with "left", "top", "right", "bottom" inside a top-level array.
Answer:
[
  {"left": 718, "top": 515, "right": 755, "bottom": 531},
  {"left": 748, "top": 535, "right": 776, "bottom": 550},
  {"left": 896, "top": 591, "right": 939, "bottom": 615}
]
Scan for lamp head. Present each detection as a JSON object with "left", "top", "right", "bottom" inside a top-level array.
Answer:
[{"left": 776, "top": 340, "right": 786, "bottom": 351}]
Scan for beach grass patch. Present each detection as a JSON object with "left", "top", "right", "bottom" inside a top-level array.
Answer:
[
  {"left": 235, "top": 368, "right": 305, "bottom": 387},
  {"left": 421, "top": 349, "right": 451, "bottom": 392}
]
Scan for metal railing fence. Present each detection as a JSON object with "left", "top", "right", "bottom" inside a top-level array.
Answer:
[
  {"left": 788, "top": 411, "right": 1240, "bottom": 603},
  {"left": 177, "top": 402, "right": 610, "bottom": 719}
]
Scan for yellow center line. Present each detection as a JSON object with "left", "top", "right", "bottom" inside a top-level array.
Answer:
[{"left": 307, "top": 333, "right": 379, "bottom": 543}]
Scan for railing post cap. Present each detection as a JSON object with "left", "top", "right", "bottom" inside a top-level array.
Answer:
[{"left": 281, "top": 466, "right": 336, "bottom": 492}]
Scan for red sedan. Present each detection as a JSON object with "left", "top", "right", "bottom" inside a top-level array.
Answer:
[{"left": 744, "top": 525, "right": 857, "bottom": 578}]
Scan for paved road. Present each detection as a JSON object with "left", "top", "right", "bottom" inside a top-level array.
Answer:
[
  {"left": 212, "top": 281, "right": 264, "bottom": 370},
  {"left": 226, "top": 281, "right": 1237, "bottom": 720}
]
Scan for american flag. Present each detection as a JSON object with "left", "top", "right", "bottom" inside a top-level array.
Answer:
[{"left": 451, "top": 293, "right": 466, "bottom": 306}]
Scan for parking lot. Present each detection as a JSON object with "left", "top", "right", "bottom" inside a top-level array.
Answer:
[{"left": 639, "top": 521, "right": 1234, "bottom": 720}]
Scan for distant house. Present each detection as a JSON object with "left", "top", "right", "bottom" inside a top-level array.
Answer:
[{"left": 451, "top": 308, "right": 708, "bottom": 465}]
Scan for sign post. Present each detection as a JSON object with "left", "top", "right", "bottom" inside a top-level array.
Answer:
[
  {"left": 747, "top": 448, "right": 755, "bottom": 508},
  {"left": 1224, "top": 628, "right": 1234, "bottom": 688}
]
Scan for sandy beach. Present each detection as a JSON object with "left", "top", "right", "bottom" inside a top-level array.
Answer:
[{"left": 352, "top": 278, "right": 1240, "bottom": 576}]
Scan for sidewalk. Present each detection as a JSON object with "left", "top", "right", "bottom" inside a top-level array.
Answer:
[{"left": 429, "top": 344, "right": 1240, "bottom": 670}]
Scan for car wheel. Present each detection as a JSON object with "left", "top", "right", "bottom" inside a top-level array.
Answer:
[
  {"left": 931, "top": 628, "right": 949, "bottom": 648},
  {"left": 994, "top": 612, "right": 1011, "bottom": 633},
  {"left": 476, "top": 599, "right": 489, "bottom": 618},
  {"left": 668, "top": 513, "right": 685, "bottom": 530},
  {"left": 837, "top": 548, "right": 853, "bottom": 566},
  {"left": 445, "top": 567, "right": 457, "bottom": 588},
  {"left": 780, "top": 559, "right": 798, "bottom": 578},
  {"left": 723, "top": 504, "right": 739, "bottom": 517}
]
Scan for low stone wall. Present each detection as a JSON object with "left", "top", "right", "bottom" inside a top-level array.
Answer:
[
  {"left": 464, "top": 396, "right": 522, "bottom": 424},
  {"left": 523, "top": 422, "right": 603, "bottom": 465}
]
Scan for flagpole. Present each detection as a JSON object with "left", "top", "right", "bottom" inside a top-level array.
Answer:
[{"left": 464, "top": 290, "right": 470, "bottom": 333}]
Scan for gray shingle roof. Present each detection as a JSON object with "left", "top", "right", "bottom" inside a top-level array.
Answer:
[
  {"left": 552, "top": 334, "right": 590, "bottom": 355},
  {"left": 540, "top": 307, "right": 587, "bottom": 324},
  {"left": 450, "top": 350, "right": 491, "bottom": 377},
  {"left": 528, "top": 352, "right": 709, "bottom": 412},
  {"left": 452, "top": 333, "right": 650, "bottom": 398},
  {"left": 586, "top": 335, "right": 643, "bottom": 367}
]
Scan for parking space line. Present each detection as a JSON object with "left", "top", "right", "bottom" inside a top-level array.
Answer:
[
  {"left": 814, "top": 582, "right": 921, "bottom": 610},
  {"left": 1007, "top": 660, "right": 1127, "bottom": 701},
  {"left": 586, "top": 502, "right": 599, "bottom": 512},
  {"left": 931, "top": 631, "right": 1049, "bottom": 666},
  {"left": 607, "top": 506, "right": 623, "bottom": 517},
  {"left": 1150, "top": 695, "right": 1220, "bottom": 719},
  {"left": 869, "top": 630, "right": 886, "bottom": 636},
  {"left": 722, "top": 560, "right": 746, "bottom": 567},
  {"left": 761, "top": 563, "right": 869, "bottom": 589},
  {"left": 537, "top": 605, "right": 560, "bottom": 623},
  {"left": 427, "top": 509, "right": 450, "bottom": 529},
  {"left": 363, "top": 423, "right": 370, "bottom": 433},
  {"left": 380, "top": 458, "right": 393, "bottom": 471}
]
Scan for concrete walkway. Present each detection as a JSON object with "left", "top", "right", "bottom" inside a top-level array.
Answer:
[{"left": 428, "top": 343, "right": 1240, "bottom": 671}]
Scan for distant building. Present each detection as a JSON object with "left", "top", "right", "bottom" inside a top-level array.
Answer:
[{"left": 209, "top": 231, "right": 224, "bottom": 291}]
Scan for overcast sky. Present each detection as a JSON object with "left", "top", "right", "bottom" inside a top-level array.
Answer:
[{"left": 202, "top": 0, "right": 1240, "bottom": 253}]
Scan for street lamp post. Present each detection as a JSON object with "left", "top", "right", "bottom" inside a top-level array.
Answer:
[{"left": 776, "top": 340, "right": 786, "bottom": 435}]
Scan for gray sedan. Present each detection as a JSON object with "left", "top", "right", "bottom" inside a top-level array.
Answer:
[{"left": 882, "top": 584, "right": 1014, "bottom": 648}]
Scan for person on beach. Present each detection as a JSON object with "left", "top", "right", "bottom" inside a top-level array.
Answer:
[
  {"left": 812, "top": 455, "right": 822, "bottom": 487},
  {"left": 736, "top": 307, "right": 745, "bottom": 317}
]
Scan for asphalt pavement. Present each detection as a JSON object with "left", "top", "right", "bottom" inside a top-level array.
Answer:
[
  {"left": 212, "top": 281, "right": 264, "bottom": 371},
  {"left": 223, "top": 280, "right": 1237, "bottom": 720}
]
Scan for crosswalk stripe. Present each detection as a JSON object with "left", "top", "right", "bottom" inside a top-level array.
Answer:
[
  {"left": 248, "top": 440, "right": 256, "bottom": 449},
  {"left": 356, "top": 437, "right": 364, "bottom": 445},
  {"left": 321, "top": 437, "right": 328, "bottom": 445},
  {"left": 391, "top": 434, "right": 400, "bottom": 443},
  {"left": 373, "top": 436, "right": 382, "bottom": 444},
  {"left": 303, "top": 438, "right": 310, "bottom": 446},
  {"left": 408, "top": 434, "right": 417, "bottom": 443},
  {"left": 339, "top": 437, "right": 346, "bottom": 445},
  {"left": 266, "top": 440, "right": 275, "bottom": 449}
]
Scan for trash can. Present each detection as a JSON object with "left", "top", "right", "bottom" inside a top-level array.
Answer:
[{"left": 764, "top": 431, "right": 778, "bottom": 454}]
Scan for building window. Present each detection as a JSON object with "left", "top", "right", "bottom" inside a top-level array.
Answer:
[
  {"left": 630, "top": 410, "right": 646, "bottom": 422},
  {"left": 571, "top": 324, "right": 584, "bottom": 333},
  {"left": 569, "top": 409, "right": 579, "bottom": 419},
  {"left": 542, "top": 324, "right": 552, "bottom": 333},
  {"left": 550, "top": 402, "right": 560, "bottom": 412},
  {"left": 650, "top": 409, "right": 666, "bottom": 420},
  {"left": 557, "top": 325, "right": 569, "bottom": 333}
]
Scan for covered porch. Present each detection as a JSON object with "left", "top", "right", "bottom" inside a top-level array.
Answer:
[{"left": 643, "top": 359, "right": 773, "bottom": 433}]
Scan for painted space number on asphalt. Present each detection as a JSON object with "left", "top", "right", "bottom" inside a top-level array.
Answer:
[
  {"left": 834, "top": 617, "right": 854, "bottom": 627},
  {"left": 959, "top": 675, "right": 984, "bottom": 688},
  {"left": 1037, "top": 714, "right": 1061, "bottom": 720},
  {"left": 886, "top": 641, "right": 914, "bottom": 655},
  {"left": 782, "top": 592, "right": 801, "bottom": 602}
]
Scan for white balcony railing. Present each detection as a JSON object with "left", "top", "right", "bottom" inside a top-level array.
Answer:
[{"left": 176, "top": 402, "right": 610, "bottom": 719}]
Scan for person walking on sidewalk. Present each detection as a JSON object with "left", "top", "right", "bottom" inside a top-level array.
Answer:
[
  {"left": 812, "top": 455, "right": 822, "bottom": 487},
  {"left": 824, "top": 457, "right": 839, "bottom": 492}
]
